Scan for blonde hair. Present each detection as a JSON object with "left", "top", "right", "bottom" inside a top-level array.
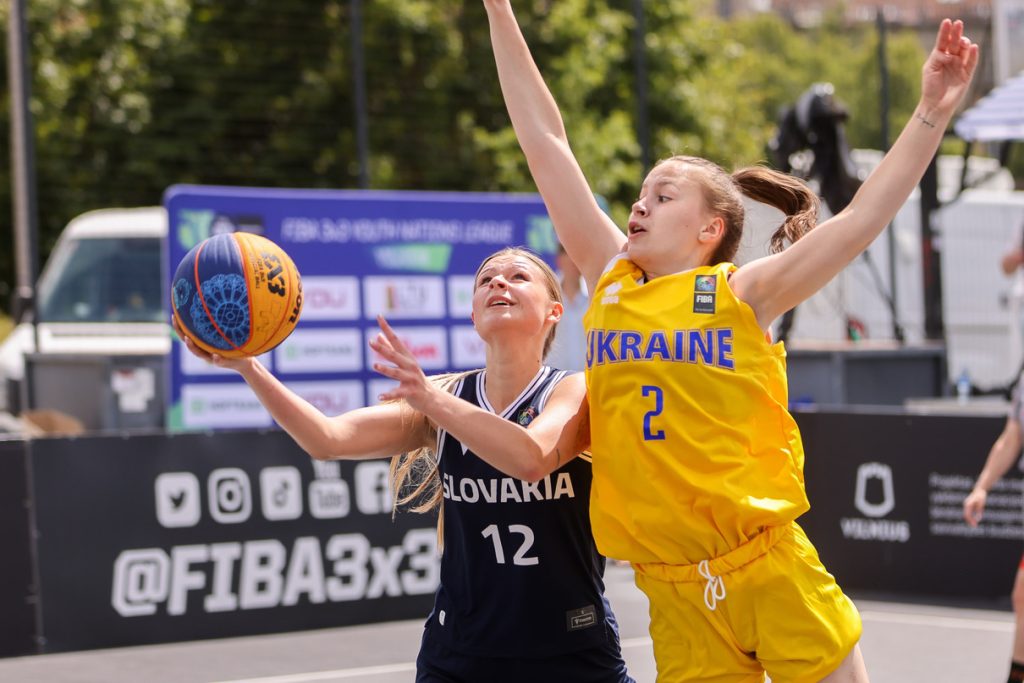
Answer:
[
  {"left": 474, "top": 246, "right": 563, "bottom": 358},
  {"left": 388, "top": 371, "right": 471, "bottom": 550},
  {"left": 658, "top": 155, "right": 820, "bottom": 264},
  {"left": 389, "top": 247, "right": 564, "bottom": 549}
]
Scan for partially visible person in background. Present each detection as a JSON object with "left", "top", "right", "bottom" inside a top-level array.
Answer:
[
  {"left": 1001, "top": 218, "right": 1024, "bottom": 276},
  {"left": 1002, "top": 246, "right": 1024, "bottom": 277},
  {"left": 545, "top": 243, "right": 589, "bottom": 372},
  {"left": 964, "top": 372, "right": 1024, "bottom": 683},
  {"left": 999, "top": 218, "right": 1024, "bottom": 395}
]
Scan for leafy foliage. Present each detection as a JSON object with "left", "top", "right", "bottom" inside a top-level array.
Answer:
[{"left": 0, "top": 0, "right": 933, "bottom": 313}]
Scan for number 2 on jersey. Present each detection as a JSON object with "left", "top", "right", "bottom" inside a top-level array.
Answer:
[{"left": 642, "top": 385, "right": 666, "bottom": 441}]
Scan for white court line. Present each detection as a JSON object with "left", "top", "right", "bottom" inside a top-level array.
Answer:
[
  {"left": 210, "top": 614, "right": 1008, "bottom": 683},
  {"left": 211, "top": 637, "right": 655, "bottom": 683},
  {"left": 209, "top": 663, "right": 416, "bottom": 683},
  {"left": 860, "top": 610, "right": 1014, "bottom": 632},
  {"left": 621, "top": 636, "right": 654, "bottom": 648}
]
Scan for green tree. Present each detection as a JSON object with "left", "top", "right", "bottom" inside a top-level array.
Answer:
[
  {"left": 0, "top": 0, "right": 190, "bottom": 315},
  {"left": 0, "top": 0, "right": 935, "bottom": 318}
]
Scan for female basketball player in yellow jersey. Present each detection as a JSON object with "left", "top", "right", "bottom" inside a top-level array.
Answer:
[{"left": 483, "top": 3, "right": 978, "bottom": 681}]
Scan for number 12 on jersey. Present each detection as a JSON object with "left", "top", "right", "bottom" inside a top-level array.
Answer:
[
  {"left": 481, "top": 524, "right": 539, "bottom": 566},
  {"left": 642, "top": 385, "right": 666, "bottom": 441}
]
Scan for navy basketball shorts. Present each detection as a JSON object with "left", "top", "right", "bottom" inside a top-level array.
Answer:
[{"left": 415, "top": 629, "right": 634, "bottom": 683}]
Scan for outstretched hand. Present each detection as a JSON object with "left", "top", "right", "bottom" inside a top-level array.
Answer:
[
  {"left": 920, "top": 19, "right": 979, "bottom": 117},
  {"left": 370, "top": 315, "right": 437, "bottom": 412}
]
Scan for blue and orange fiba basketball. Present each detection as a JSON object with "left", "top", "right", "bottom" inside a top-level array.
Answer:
[{"left": 171, "top": 233, "right": 302, "bottom": 358}]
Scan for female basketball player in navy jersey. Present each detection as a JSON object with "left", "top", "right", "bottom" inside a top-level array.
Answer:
[
  {"left": 483, "top": 2, "right": 977, "bottom": 681},
  {"left": 174, "top": 246, "right": 633, "bottom": 683}
]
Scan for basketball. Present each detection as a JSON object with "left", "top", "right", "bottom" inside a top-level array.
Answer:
[{"left": 171, "top": 232, "right": 302, "bottom": 358}]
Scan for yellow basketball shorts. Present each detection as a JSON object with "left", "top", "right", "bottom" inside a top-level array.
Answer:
[{"left": 632, "top": 522, "right": 862, "bottom": 683}]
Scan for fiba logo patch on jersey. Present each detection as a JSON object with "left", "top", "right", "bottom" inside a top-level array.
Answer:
[
  {"left": 694, "top": 275, "right": 716, "bottom": 314},
  {"left": 517, "top": 406, "right": 538, "bottom": 426}
]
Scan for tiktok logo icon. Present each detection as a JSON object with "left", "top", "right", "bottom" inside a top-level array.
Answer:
[{"left": 259, "top": 466, "right": 303, "bottom": 521}]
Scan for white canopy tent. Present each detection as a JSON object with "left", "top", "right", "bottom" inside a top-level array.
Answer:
[
  {"left": 954, "top": 71, "right": 1024, "bottom": 389},
  {"left": 954, "top": 70, "right": 1024, "bottom": 142}
]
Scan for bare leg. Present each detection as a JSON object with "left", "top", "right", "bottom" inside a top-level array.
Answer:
[
  {"left": 1010, "top": 566, "right": 1024, "bottom": 675},
  {"left": 819, "top": 644, "right": 869, "bottom": 683}
]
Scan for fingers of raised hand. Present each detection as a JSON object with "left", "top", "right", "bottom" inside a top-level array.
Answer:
[
  {"left": 369, "top": 332, "right": 395, "bottom": 358},
  {"left": 377, "top": 315, "right": 415, "bottom": 356},
  {"left": 372, "top": 360, "right": 400, "bottom": 380},
  {"left": 947, "top": 20, "right": 963, "bottom": 54},
  {"left": 934, "top": 19, "right": 963, "bottom": 54},
  {"left": 962, "top": 40, "right": 979, "bottom": 74},
  {"left": 370, "top": 333, "right": 417, "bottom": 374}
]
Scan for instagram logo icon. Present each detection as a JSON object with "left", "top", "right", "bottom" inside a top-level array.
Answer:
[{"left": 208, "top": 468, "right": 252, "bottom": 524}]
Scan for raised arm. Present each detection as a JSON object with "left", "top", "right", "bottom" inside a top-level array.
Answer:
[
  {"left": 732, "top": 19, "right": 979, "bottom": 329},
  {"left": 483, "top": 0, "right": 624, "bottom": 290},
  {"left": 174, "top": 320, "right": 430, "bottom": 461},
  {"left": 370, "top": 317, "right": 589, "bottom": 482}
]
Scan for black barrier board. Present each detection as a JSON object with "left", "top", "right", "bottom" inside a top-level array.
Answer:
[
  {"left": 0, "top": 439, "right": 36, "bottom": 657},
  {"left": 29, "top": 431, "right": 437, "bottom": 652},
  {"left": 797, "top": 410, "right": 1018, "bottom": 599}
]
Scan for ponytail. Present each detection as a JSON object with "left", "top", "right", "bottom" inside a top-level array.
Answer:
[
  {"left": 732, "top": 166, "right": 819, "bottom": 255},
  {"left": 656, "top": 156, "right": 820, "bottom": 265}
]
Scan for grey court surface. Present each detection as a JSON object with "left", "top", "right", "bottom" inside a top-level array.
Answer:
[{"left": 0, "top": 563, "right": 1014, "bottom": 683}]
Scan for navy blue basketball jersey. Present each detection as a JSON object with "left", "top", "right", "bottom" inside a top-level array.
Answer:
[{"left": 425, "top": 366, "right": 618, "bottom": 658}]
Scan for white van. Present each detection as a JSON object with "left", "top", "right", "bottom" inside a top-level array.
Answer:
[{"left": 0, "top": 207, "right": 170, "bottom": 413}]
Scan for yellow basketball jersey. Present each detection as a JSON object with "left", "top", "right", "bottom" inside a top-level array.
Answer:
[{"left": 583, "top": 257, "right": 808, "bottom": 565}]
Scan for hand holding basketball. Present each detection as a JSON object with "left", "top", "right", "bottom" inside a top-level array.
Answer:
[
  {"left": 171, "top": 315, "right": 254, "bottom": 373},
  {"left": 171, "top": 232, "right": 303, "bottom": 358}
]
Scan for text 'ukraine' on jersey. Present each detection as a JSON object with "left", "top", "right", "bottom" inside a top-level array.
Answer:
[
  {"left": 587, "top": 327, "right": 735, "bottom": 370},
  {"left": 426, "top": 366, "right": 620, "bottom": 658},
  {"left": 583, "top": 258, "right": 809, "bottom": 566}
]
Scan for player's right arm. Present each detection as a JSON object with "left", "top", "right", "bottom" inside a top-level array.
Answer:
[
  {"left": 963, "top": 415, "right": 1022, "bottom": 526},
  {"left": 483, "top": 0, "right": 624, "bottom": 291},
  {"left": 173, "top": 320, "right": 430, "bottom": 461},
  {"left": 371, "top": 317, "right": 589, "bottom": 482}
]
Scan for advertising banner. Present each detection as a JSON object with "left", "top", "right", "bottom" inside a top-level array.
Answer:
[
  {"left": 164, "top": 185, "right": 557, "bottom": 431},
  {"left": 29, "top": 431, "right": 438, "bottom": 652},
  {"left": 0, "top": 439, "right": 36, "bottom": 657},
  {"left": 797, "top": 410, "right": 1017, "bottom": 599}
]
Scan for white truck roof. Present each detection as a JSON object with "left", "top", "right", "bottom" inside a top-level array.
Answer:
[{"left": 62, "top": 207, "right": 166, "bottom": 240}]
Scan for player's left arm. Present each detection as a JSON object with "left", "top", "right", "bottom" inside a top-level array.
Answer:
[
  {"left": 731, "top": 19, "right": 978, "bottom": 330},
  {"left": 370, "top": 316, "right": 589, "bottom": 482}
]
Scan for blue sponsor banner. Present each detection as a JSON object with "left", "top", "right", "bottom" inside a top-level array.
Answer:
[{"left": 164, "top": 185, "right": 557, "bottom": 431}]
